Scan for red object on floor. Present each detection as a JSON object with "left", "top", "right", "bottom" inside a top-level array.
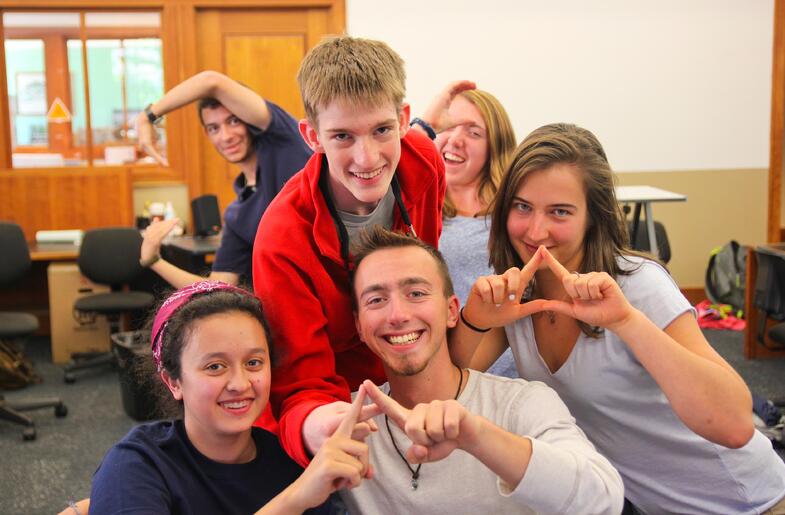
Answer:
[{"left": 695, "top": 300, "right": 746, "bottom": 331}]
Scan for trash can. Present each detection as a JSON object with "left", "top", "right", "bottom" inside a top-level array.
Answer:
[{"left": 112, "top": 330, "right": 158, "bottom": 421}]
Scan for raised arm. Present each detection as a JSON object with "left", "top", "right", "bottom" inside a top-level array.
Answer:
[
  {"left": 449, "top": 248, "right": 546, "bottom": 369},
  {"left": 135, "top": 70, "right": 272, "bottom": 165},
  {"left": 540, "top": 247, "right": 754, "bottom": 448},
  {"left": 411, "top": 80, "right": 477, "bottom": 137},
  {"left": 139, "top": 218, "right": 240, "bottom": 288}
]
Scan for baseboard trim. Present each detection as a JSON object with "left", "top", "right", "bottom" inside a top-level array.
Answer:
[{"left": 680, "top": 287, "right": 705, "bottom": 305}]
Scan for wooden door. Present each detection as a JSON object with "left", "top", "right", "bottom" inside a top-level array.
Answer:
[{"left": 195, "top": 7, "right": 334, "bottom": 210}]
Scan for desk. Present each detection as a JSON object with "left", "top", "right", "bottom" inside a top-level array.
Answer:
[
  {"left": 615, "top": 186, "right": 687, "bottom": 259},
  {"left": 744, "top": 243, "right": 785, "bottom": 359},
  {"left": 162, "top": 234, "right": 221, "bottom": 275},
  {"left": 29, "top": 242, "right": 79, "bottom": 261}
]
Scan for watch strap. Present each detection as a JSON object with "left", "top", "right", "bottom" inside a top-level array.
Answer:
[{"left": 410, "top": 117, "right": 437, "bottom": 140}]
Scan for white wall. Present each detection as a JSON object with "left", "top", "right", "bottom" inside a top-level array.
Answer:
[{"left": 347, "top": 0, "right": 773, "bottom": 173}]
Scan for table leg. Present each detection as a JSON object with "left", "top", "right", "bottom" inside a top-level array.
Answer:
[{"left": 644, "top": 202, "right": 658, "bottom": 259}]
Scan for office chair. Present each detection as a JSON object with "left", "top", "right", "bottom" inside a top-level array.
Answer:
[
  {"left": 752, "top": 246, "right": 785, "bottom": 348},
  {"left": 63, "top": 228, "right": 155, "bottom": 383},
  {"left": 627, "top": 220, "right": 671, "bottom": 264},
  {"left": 0, "top": 221, "right": 67, "bottom": 440}
]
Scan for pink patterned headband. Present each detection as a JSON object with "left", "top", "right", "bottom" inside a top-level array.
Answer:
[{"left": 151, "top": 281, "right": 251, "bottom": 371}]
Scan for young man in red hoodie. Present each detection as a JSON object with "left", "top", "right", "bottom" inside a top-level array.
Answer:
[{"left": 253, "top": 35, "right": 472, "bottom": 466}]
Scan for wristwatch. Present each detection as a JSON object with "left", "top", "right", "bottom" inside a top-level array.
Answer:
[
  {"left": 410, "top": 117, "right": 436, "bottom": 140},
  {"left": 144, "top": 104, "right": 161, "bottom": 125}
]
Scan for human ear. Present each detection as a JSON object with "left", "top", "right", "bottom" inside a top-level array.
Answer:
[
  {"left": 160, "top": 370, "right": 183, "bottom": 401},
  {"left": 446, "top": 294, "right": 460, "bottom": 329},
  {"left": 299, "top": 118, "right": 324, "bottom": 153},
  {"left": 398, "top": 103, "right": 411, "bottom": 137}
]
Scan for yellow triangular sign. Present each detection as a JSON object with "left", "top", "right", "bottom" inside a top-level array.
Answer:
[{"left": 47, "top": 97, "right": 71, "bottom": 123}]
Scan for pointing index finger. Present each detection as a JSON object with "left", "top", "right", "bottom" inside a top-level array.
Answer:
[
  {"left": 335, "top": 385, "right": 366, "bottom": 437},
  {"left": 539, "top": 246, "right": 572, "bottom": 280},
  {"left": 362, "top": 380, "right": 409, "bottom": 428}
]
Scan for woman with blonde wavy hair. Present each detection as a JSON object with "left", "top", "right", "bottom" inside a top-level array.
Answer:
[{"left": 436, "top": 88, "right": 518, "bottom": 376}]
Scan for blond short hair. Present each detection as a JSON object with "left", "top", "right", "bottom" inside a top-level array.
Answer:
[{"left": 297, "top": 36, "right": 406, "bottom": 124}]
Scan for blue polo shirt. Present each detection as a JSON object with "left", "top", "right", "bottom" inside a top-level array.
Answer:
[{"left": 213, "top": 101, "right": 311, "bottom": 285}]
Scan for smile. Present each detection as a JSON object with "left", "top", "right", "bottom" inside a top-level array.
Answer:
[
  {"left": 385, "top": 331, "right": 423, "bottom": 346},
  {"left": 443, "top": 151, "right": 465, "bottom": 164},
  {"left": 351, "top": 167, "right": 384, "bottom": 180},
  {"left": 219, "top": 399, "right": 253, "bottom": 410}
]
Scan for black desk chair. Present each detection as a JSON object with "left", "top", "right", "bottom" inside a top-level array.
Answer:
[
  {"left": 627, "top": 220, "right": 671, "bottom": 264},
  {"left": 753, "top": 245, "right": 785, "bottom": 348},
  {"left": 63, "top": 228, "right": 155, "bottom": 383},
  {"left": 0, "top": 221, "right": 67, "bottom": 440}
]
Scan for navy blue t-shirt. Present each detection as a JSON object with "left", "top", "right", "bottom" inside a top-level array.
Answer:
[
  {"left": 91, "top": 420, "right": 331, "bottom": 514},
  {"left": 213, "top": 101, "right": 311, "bottom": 284}
]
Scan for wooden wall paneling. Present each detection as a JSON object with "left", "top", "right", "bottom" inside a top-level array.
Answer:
[
  {"left": 769, "top": 0, "right": 785, "bottom": 243},
  {"left": 170, "top": 3, "right": 204, "bottom": 200},
  {"left": 43, "top": 34, "right": 74, "bottom": 154},
  {"left": 195, "top": 6, "right": 335, "bottom": 210},
  {"left": 0, "top": 16, "right": 11, "bottom": 169},
  {"left": 78, "top": 12, "right": 93, "bottom": 166},
  {"left": 306, "top": 6, "right": 329, "bottom": 48},
  {"left": 0, "top": 168, "right": 132, "bottom": 239},
  {"left": 195, "top": 9, "right": 223, "bottom": 203}
]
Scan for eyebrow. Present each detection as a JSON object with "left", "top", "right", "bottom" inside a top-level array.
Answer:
[
  {"left": 200, "top": 347, "right": 268, "bottom": 361},
  {"left": 512, "top": 195, "right": 577, "bottom": 209},
  {"left": 205, "top": 114, "right": 236, "bottom": 128},
  {"left": 324, "top": 118, "right": 398, "bottom": 134},
  {"left": 359, "top": 276, "right": 431, "bottom": 298}
]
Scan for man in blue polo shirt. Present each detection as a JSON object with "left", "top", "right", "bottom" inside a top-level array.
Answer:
[{"left": 135, "top": 70, "right": 311, "bottom": 288}]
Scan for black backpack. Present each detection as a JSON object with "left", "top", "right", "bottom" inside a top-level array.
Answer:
[{"left": 705, "top": 241, "right": 748, "bottom": 316}]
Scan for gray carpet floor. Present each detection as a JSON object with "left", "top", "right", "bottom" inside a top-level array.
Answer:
[{"left": 2, "top": 329, "right": 785, "bottom": 514}]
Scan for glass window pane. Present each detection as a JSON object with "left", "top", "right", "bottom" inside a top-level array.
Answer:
[
  {"left": 4, "top": 40, "right": 47, "bottom": 153},
  {"left": 85, "top": 12, "right": 160, "bottom": 29},
  {"left": 2, "top": 11, "right": 164, "bottom": 168},
  {"left": 67, "top": 40, "right": 87, "bottom": 149},
  {"left": 3, "top": 12, "right": 79, "bottom": 29},
  {"left": 85, "top": 36, "right": 165, "bottom": 165}
]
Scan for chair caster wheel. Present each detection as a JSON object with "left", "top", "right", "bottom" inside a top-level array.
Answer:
[
  {"left": 64, "top": 373, "right": 76, "bottom": 384},
  {"left": 55, "top": 404, "right": 68, "bottom": 417},
  {"left": 23, "top": 426, "right": 36, "bottom": 441}
]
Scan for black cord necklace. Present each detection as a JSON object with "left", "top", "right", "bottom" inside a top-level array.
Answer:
[{"left": 383, "top": 364, "right": 464, "bottom": 491}]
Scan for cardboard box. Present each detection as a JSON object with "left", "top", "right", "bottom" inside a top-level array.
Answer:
[{"left": 48, "top": 263, "right": 112, "bottom": 363}]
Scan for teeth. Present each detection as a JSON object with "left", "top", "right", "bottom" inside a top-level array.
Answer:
[
  {"left": 386, "top": 332, "right": 421, "bottom": 345},
  {"left": 352, "top": 168, "right": 384, "bottom": 180},
  {"left": 443, "top": 152, "right": 465, "bottom": 163},
  {"left": 221, "top": 400, "right": 250, "bottom": 409}
]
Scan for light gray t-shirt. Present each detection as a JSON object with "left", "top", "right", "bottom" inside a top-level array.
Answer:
[
  {"left": 439, "top": 214, "right": 518, "bottom": 378},
  {"left": 507, "top": 256, "right": 785, "bottom": 514},
  {"left": 341, "top": 370, "right": 624, "bottom": 515},
  {"left": 439, "top": 214, "right": 493, "bottom": 304},
  {"left": 338, "top": 188, "right": 394, "bottom": 248}
]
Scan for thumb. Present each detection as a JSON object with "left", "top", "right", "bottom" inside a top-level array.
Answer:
[
  {"left": 515, "top": 298, "right": 548, "bottom": 319},
  {"left": 541, "top": 299, "right": 575, "bottom": 318}
]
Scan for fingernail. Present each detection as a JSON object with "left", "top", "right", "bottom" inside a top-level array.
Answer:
[
  {"left": 508, "top": 294, "right": 516, "bottom": 301},
  {"left": 495, "top": 303, "right": 501, "bottom": 308}
]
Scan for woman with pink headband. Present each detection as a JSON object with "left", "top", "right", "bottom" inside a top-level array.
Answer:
[{"left": 89, "top": 281, "right": 371, "bottom": 514}]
